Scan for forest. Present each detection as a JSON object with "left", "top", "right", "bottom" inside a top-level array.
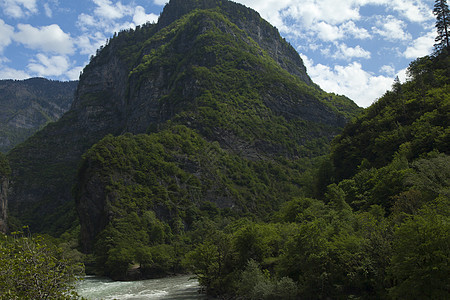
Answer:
[{"left": 0, "top": 0, "right": 449, "bottom": 299}]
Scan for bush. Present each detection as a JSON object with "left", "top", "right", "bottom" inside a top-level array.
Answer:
[{"left": 0, "top": 232, "right": 84, "bottom": 299}]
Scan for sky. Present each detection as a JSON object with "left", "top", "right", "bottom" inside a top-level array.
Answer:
[{"left": 0, "top": 0, "right": 437, "bottom": 107}]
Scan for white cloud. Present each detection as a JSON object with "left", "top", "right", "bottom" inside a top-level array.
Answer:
[
  {"left": 302, "top": 54, "right": 394, "bottom": 107},
  {"left": 372, "top": 15, "right": 412, "bottom": 41},
  {"left": 78, "top": 1, "right": 158, "bottom": 35},
  {"left": 380, "top": 65, "right": 395, "bottom": 76},
  {"left": 14, "top": 24, "right": 75, "bottom": 55},
  {"left": 332, "top": 43, "right": 371, "bottom": 60},
  {"left": 0, "top": 0, "right": 38, "bottom": 18},
  {"left": 403, "top": 30, "right": 434, "bottom": 58},
  {"left": 0, "top": 65, "right": 30, "bottom": 79},
  {"left": 44, "top": 3, "right": 52, "bottom": 18},
  {"left": 340, "top": 21, "right": 371, "bottom": 39},
  {"left": 77, "top": 13, "right": 97, "bottom": 31},
  {"left": 66, "top": 65, "right": 84, "bottom": 81},
  {"left": 0, "top": 19, "right": 14, "bottom": 52},
  {"left": 316, "top": 22, "right": 343, "bottom": 41},
  {"left": 27, "top": 54, "right": 70, "bottom": 77},
  {"left": 75, "top": 32, "right": 107, "bottom": 55},
  {"left": 153, "top": 0, "right": 168, "bottom": 5},
  {"left": 133, "top": 6, "right": 158, "bottom": 25},
  {"left": 92, "top": 0, "right": 132, "bottom": 20},
  {"left": 388, "top": 0, "right": 434, "bottom": 23}
]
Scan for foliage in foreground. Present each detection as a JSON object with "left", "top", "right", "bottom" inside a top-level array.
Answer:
[{"left": 0, "top": 231, "right": 84, "bottom": 300}]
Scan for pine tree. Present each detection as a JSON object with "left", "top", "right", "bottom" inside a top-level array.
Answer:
[{"left": 433, "top": 0, "right": 450, "bottom": 53}]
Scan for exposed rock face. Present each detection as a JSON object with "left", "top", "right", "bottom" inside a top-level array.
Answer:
[
  {"left": 0, "top": 78, "right": 77, "bottom": 153},
  {"left": 157, "top": 0, "right": 312, "bottom": 84},
  {"left": 7, "top": 0, "right": 361, "bottom": 235}
]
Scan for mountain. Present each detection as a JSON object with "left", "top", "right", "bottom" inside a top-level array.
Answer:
[
  {"left": 7, "top": 0, "right": 360, "bottom": 239},
  {"left": 0, "top": 78, "right": 77, "bottom": 153}
]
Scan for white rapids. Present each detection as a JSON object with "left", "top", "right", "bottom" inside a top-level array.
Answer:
[{"left": 76, "top": 275, "right": 209, "bottom": 299}]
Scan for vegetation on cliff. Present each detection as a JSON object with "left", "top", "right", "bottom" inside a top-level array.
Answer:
[{"left": 0, "top": 152, "right": 10, "bottom": 177}]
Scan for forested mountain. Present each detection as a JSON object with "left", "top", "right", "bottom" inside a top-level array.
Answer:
[
  {"left": 0, "top": 78, "right": 77, "bottom": 153},
  {"left": 3, "top": 0, "right": 448, "bottom": 299},
  {"left": 6, "top": 0, "right": 359, "bottom": 235},
  {"left": 175, "top": 50, "right": 448, "bottom": 299}
]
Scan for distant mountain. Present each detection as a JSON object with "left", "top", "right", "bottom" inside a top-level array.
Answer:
[
  {"left": 0, "top": 78, "right": 77, "bottom": 153},
  {"left": 6, "top": 0, "right": 360, "bottom": 241}
]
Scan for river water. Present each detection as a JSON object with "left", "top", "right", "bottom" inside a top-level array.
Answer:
[{"left": 76, "top": 275, "right": 208, "bottom": 299}]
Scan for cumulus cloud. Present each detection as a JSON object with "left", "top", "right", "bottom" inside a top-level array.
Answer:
[
  {"left": 372, "top": 15, "right": 412, "bottom": 41},
  {"left": 133, "top": 6, "right": 158, "bottom": 25},
  {"left": 0, "top": 65, "right": 30, "bottom": 79},
  {"left": 78, "top": 1, "right": 158, "bottom": 34},
  {"left": 313, "top": 21, "right": 372, "bottom": 42},
  {"left": 1, "top": 0, "right": 38, "bottom": 18},
  {"left": 153, "top": 0, "right": 168, "bottom": 5},
  {"left": 0, "top": 19, "right": 14, "bottom": 52},
  {"left": 403, "top": 30, "right": 435, "bottom": 58},
  {"left": 14, "top": 24, "right": 75, "bottom": 55},
  {"left": 340, "top": 21, "right": 371, "bottom": 39},
  {"left": 332, "top": 43, "right": 371, "bottom": 60},
  {"left": 92, "top": 0, "right": 132, "bottom": 20},
  {"left": 302, "top": 54, "right": 394, "bottom": 107},
  {"left": 66, "top": 65, "right": 84, "bottom": 81},
  {"left": 316, "top": 22, "right": 343, "bottom": 41},
  {"left": 27, "top": 54, "right": 70, "bottom": 77},
  {"left": 75, "top": 32, "right": 107, "bottom": 55},
  {"left": 380, "top": 65, "right": 396, "bottom": 76},
  {"left": 388, "top": 0, "right": 434, "bottom": 23}
]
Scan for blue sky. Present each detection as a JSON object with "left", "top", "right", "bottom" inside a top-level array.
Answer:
[{"left": 0, "top": 0, "right": 436, "bottom": 107}]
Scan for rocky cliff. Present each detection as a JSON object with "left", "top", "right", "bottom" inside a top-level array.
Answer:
[
  {"left": 7, "top": 0, "right": 361, "bottom": 235},
  {"left": 0, "top": 78, "right": 77, "bottom": 153}
]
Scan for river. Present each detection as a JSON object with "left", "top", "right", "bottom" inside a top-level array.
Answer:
[{"left": 76, "top": 275, "right": 209, "bottom": 299}]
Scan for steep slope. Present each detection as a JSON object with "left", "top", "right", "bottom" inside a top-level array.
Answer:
[
  {"left": 7, "top": 0, "right": 360, "bottom": 235},
  {"left": 0, "top": 78, "right": 77, "bottom": 153},
  {"left": 331, "top": 52, "right": 449, "bottom": 181},
  {"left": 0, "top": 153, "right": 9, "bottom": 233},
  {"left": 318, "top": 52, "right": 449, "bottom": 211}
]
